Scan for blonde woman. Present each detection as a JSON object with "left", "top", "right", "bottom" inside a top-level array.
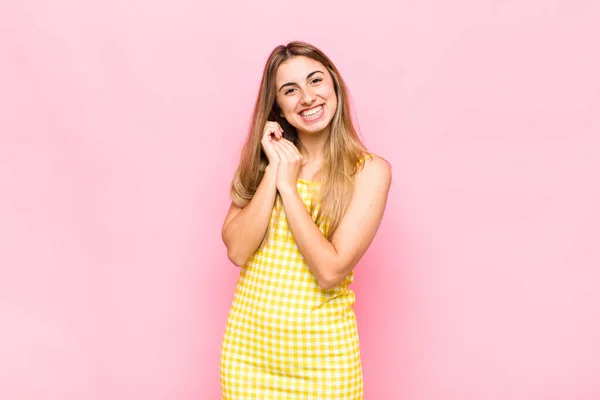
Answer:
[{"left": 219, "top": 41, "right": 392, "bottom": 399}]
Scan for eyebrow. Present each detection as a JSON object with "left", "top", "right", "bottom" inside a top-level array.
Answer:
[{"left": 278, "top": 70, "right": 324, "bottom": 92}]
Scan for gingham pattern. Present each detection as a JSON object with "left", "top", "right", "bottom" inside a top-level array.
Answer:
[{"left": 220, "top": 178, "right": 363, "bottom": 399}]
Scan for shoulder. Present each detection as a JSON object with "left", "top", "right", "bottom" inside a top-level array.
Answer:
[{"left": 357, "top": 152, "right": 392, "bottom": 188}]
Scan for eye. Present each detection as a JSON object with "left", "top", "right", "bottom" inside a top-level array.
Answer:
[
  {"left": 284, "top": 87, "right": 296, "bottom": 95},
  {"left": 311, "top": 78, "right": 322, "bottom": 84}
]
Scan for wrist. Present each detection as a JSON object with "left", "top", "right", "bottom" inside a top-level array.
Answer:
[
  {"left": 264, "top": 164, "right": 278, "bottom": 177},
  {"left": 266, "top": 163, "right": 279, "bottom": 173},
  {"left": 277, "top": 183, "right": 297, "bottom": 197}
]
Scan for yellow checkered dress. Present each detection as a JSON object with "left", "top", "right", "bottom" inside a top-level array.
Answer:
[{"left": 220, "top": 178, "right": 363, "bottom": 399}]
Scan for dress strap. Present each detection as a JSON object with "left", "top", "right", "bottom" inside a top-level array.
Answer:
[{"left": 357, "top": 152, "right": 374, "bottom": 167}]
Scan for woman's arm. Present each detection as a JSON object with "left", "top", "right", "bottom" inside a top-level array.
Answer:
[
  {"left": 277, "top": 153, "right": 392, "bottom": 290},
  {"left": 222, "top": 121, "right": 285, "bottom": 267},
  {"left": 221, "top": 164, "right": 278, "bottom": 267}
]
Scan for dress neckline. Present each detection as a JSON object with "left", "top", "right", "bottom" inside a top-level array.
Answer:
[{"left": 297, "top": 178, "right": 320, "bottom": 185}]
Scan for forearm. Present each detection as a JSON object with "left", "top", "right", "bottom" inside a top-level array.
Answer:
[
  {"left": 223, "top": 165, "right": 278, "bottom": 266},
  {"left": 278, "top": 187, "right": 341, "bottom": 289}
]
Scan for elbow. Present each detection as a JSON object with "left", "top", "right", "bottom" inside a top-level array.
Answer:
[
  {"left": 226, "top": 249, "right": 247, "bottom": 268},
  {"left": 315, "top": 260, "right": 355, "bottom": 290},
  {"left": 317, "top": 280, "right": 336, "bottom": 291},
  {"left": 316, "top": 270, "right": 345, "bottom": 291},
  {"left": 222, "top": 236, "right": 248, "bottom": 267}
]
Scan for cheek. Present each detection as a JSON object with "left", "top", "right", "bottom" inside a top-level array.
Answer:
[
  {"left": 282, "top": 104, "right": 296, "bottom": 117},
  {"left": 277, "top": 98, "right": 291, "bottom": 114},
  {"left": 322, "top": 84, "right": 337, "bottom": 102},
  {"left": 277, "top": 100, "right": 289, "bottom": 115},
  {"left": 327, "top": 90, "right": 338, "bottom": 110}
]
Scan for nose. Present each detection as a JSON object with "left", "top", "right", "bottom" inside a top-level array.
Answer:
[{"left": 300, "top": 89, "right": 316, "bottom": 105}]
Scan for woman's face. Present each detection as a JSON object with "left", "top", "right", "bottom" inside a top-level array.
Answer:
[{"left": 275, "top": 56, "right": 338, "bottom": 136}]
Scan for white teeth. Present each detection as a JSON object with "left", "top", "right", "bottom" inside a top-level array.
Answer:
[{"left": 301, "top": 105, "right": 322, "bottom": 117}]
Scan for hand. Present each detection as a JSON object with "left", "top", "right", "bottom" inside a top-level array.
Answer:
[
  {"left": 271, "top": 138, "right": 307, "bottom": 193},
  {"left": 260, "top": 121, "right": 284, "bottom": 166}
]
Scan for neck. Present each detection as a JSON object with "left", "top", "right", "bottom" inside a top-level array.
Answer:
[{"left": 297, "top": 128, "right": 329, "bottom": 163}]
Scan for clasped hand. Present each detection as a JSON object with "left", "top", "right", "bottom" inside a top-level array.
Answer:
[{"left": 260, "top": 121, "right": 307, "bottom": 193}]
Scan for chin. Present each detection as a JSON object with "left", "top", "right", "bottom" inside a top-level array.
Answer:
[
  {"left": 295, "top": 115, "right": 335, "bottom": 135},
  {"left": 295, "top": 122, "right": 329, "bottom": 136}
]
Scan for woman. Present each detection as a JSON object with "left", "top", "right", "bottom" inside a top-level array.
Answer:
[{"left": 219, "top": 41, "right": 391, "bottom": 399}]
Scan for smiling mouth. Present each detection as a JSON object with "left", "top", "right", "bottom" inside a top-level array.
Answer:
[{"left": 299, "top": 105, "right": 324, "bottom": 120}]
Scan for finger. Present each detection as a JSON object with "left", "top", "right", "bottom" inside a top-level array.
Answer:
[
  {"left": 271, "top": 140, "right": 287, "bottom": 159},
  {"left": 275, "top": 140, "right": 297, "bottom": 162},
  {"left": 271, "top": 122, "right": 283, "bottom": 139},
  {"left": 279, "top": 139, "right": 302, "bottom": 160},
  {"left": 264, "top": 122, "right": 280, "bottom": 139},
  {"left": 280, "top": 137, "right": 298, "bottom": 148},
  {"left": 276, "top": 140, "right": 295, "bottom": 162},
  {"left": 282, "top": 140, "right": 305, "bottom": 164},
  {"left": 277, "top": 139, "right": 294, "bottom": 155}
]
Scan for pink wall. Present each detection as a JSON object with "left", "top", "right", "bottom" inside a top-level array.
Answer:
[{"left": 1, "top": 0, "right": 599, "bottom": 399}]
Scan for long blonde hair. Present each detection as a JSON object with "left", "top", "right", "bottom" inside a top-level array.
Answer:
[{"left": 230, "top": 41, "right": 370, "bottom": 242}]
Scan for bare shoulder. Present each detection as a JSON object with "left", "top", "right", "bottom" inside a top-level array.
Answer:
[{"left": 357, "top": 152, "right": 392, "bottom": 188}]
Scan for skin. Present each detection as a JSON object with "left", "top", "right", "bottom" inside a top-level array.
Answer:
[
  {"left": 274, "top": 55, "right": 338, "bottom": 168},
  {"left": 223, "top": 56, "right": 392, "bottom": 290}
]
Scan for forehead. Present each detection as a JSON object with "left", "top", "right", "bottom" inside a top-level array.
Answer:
[{"left": 275, "top": 56, "right": 327, "bottom": 85}]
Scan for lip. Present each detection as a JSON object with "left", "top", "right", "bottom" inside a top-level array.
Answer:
[
  {"left": 298, "top": 104, "right": 324, "bottom": 114},
  {"left": 298, "top": 104, "right": 325, "bottom": 123}
]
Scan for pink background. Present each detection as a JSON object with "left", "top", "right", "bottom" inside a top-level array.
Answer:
[{"left": 1, "top": 0, "right": 599, "bottom": 399}]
